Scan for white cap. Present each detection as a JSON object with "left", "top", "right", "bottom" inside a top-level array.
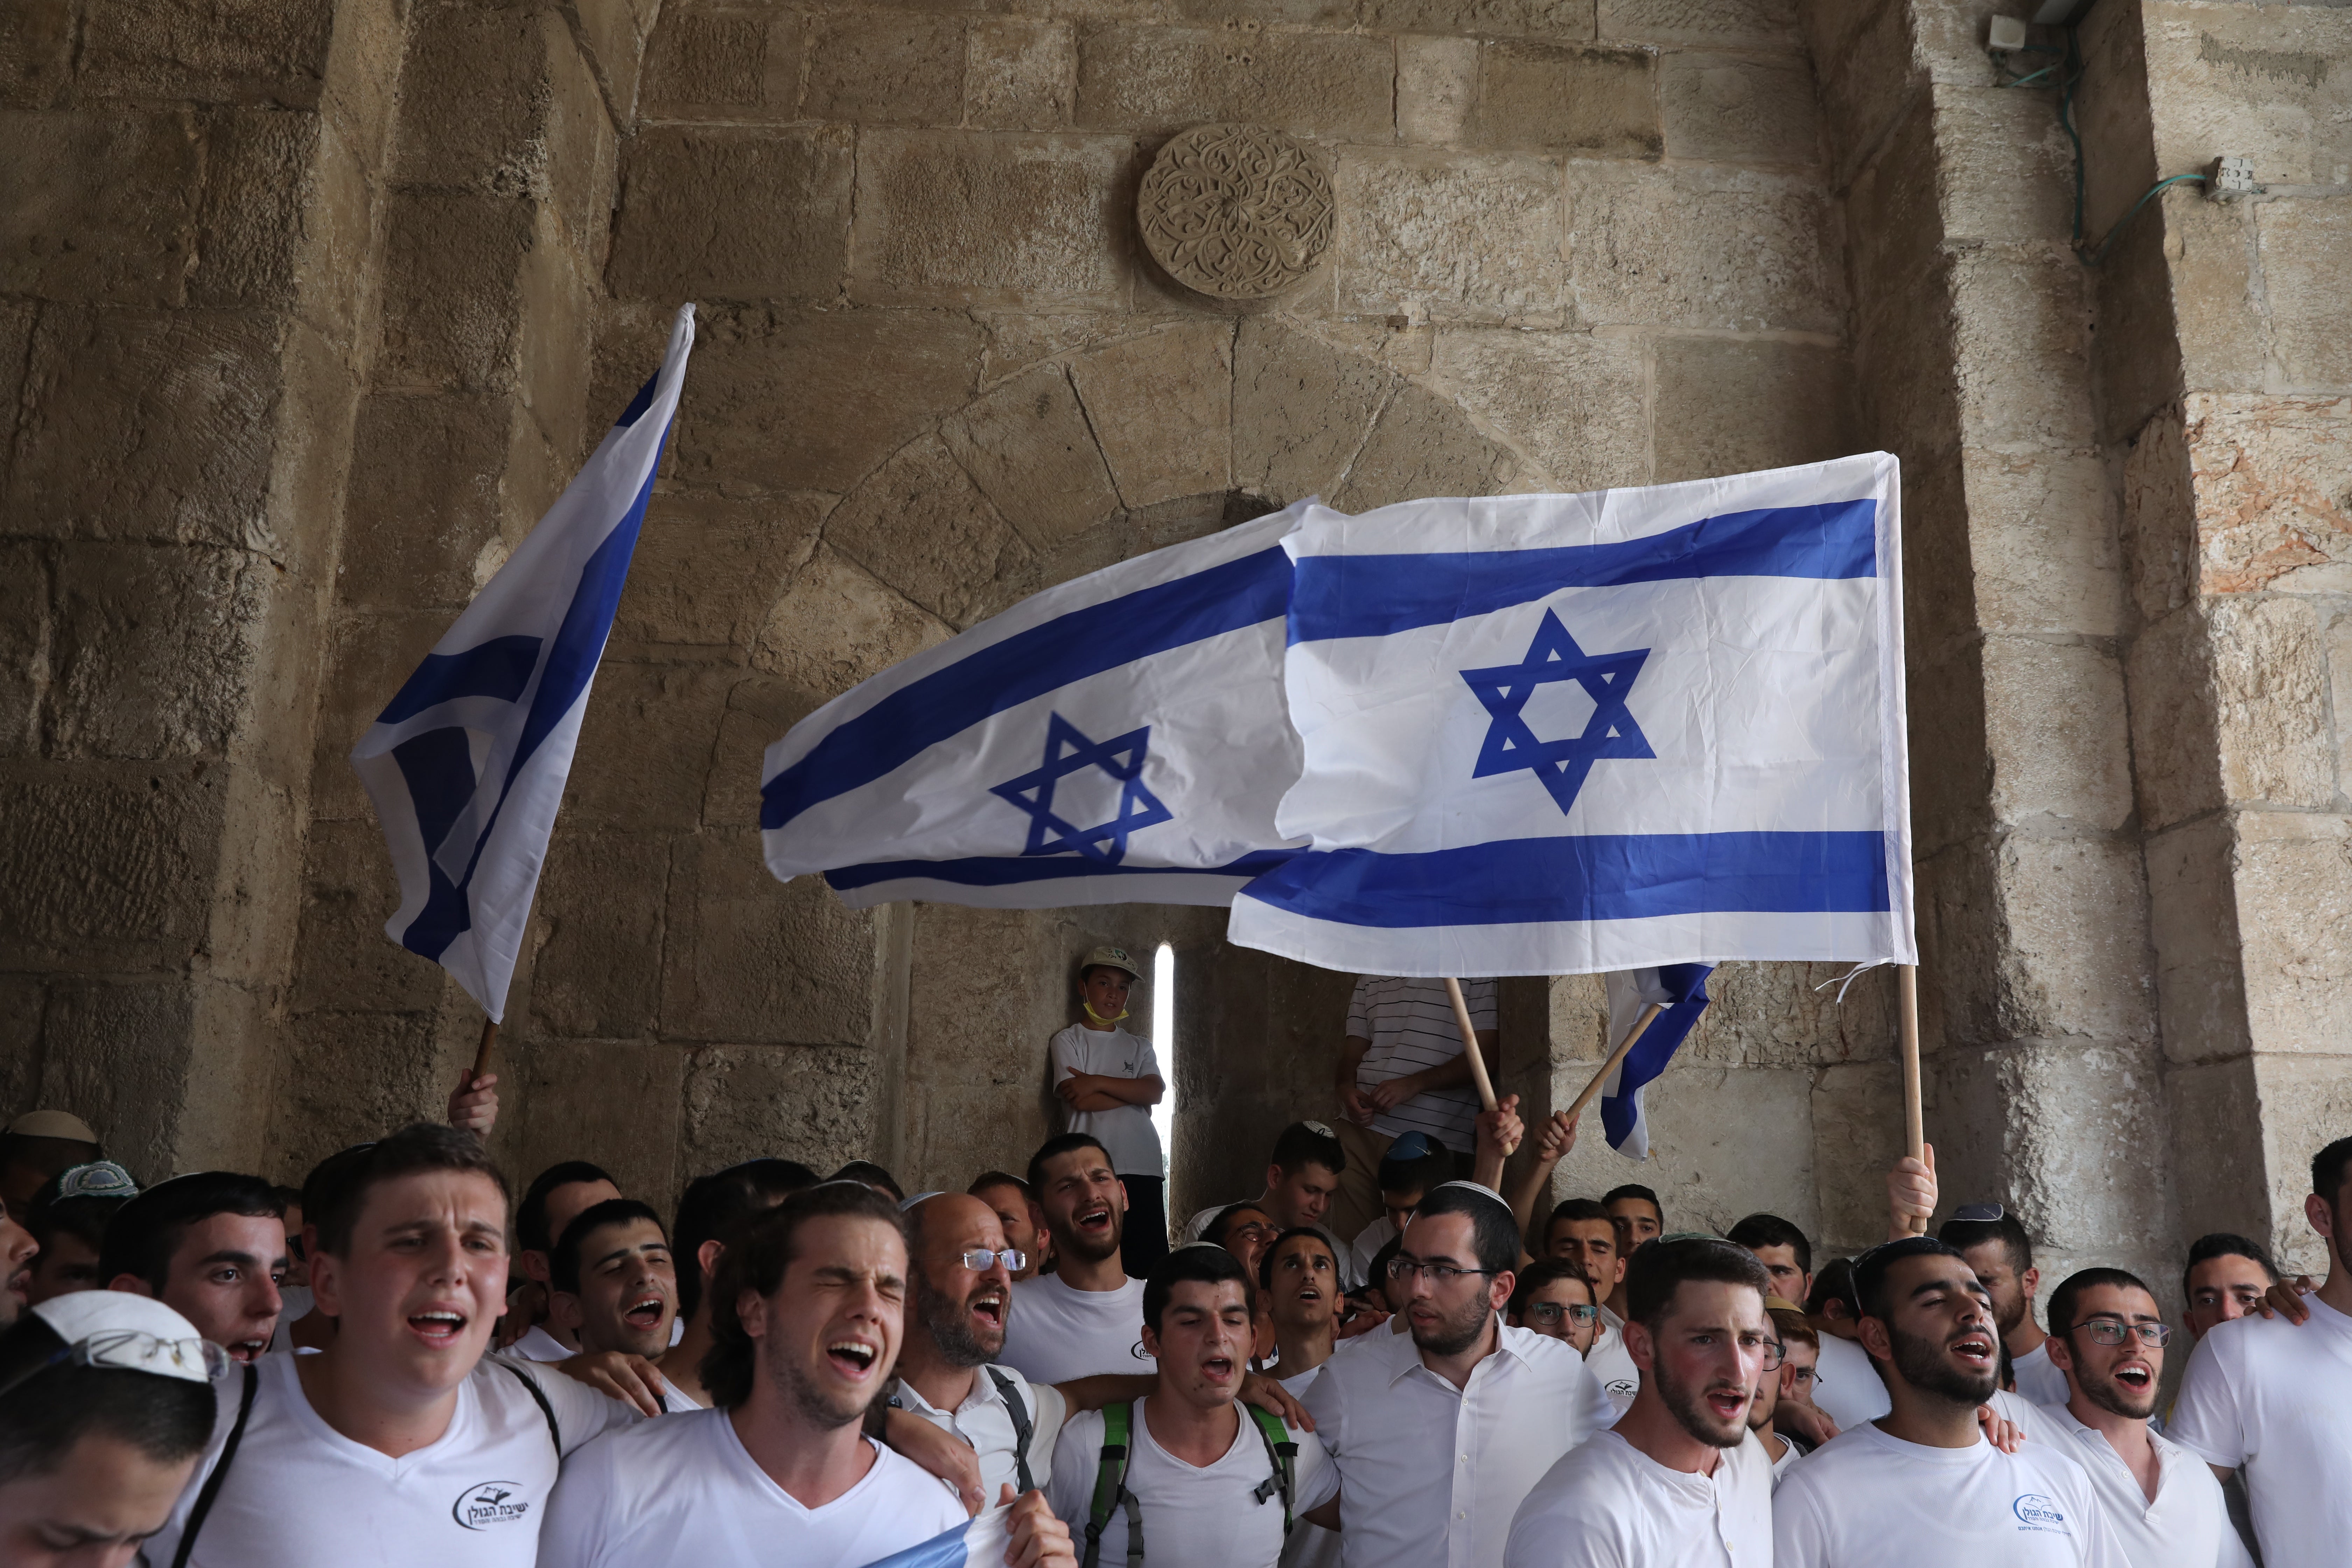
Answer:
[{"left": 29, "top": 1293, "right": 214, "bottom": 1383}]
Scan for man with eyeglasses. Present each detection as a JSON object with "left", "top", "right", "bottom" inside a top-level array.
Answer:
[
  {"left": 1506, "top": 1237, "right": 1778, "bottom": 1567},
  {"left": 1299, "top": 1182, "right": 1613, "bottom": 1568},
  {"left": 2001, "top": 1269, "right": 2251, "bottom": 1568},
  {"left": 1506, "top": 1262, "right": 1601, "bottom": 1355},
  {"left": 1773, "top": 1236, "right": 2127, "bottom": 1568},
  {"left": 1751, "top": 1305, "right": 1819, "bottom": 1484}
]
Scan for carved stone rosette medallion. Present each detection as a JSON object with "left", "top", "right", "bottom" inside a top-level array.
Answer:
[{"left": 1136, "top": 123, "right": 1335, "bottom": 300}]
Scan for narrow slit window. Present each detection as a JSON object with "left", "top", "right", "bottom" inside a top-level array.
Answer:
[{"left": 1150, "top": 941, "right": 1176, "bottom": 1180}]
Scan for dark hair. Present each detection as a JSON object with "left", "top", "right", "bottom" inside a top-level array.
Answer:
[
  {"left": 1145, "top": 1244, "right": 1253, "bottom": 1332},
  {"left": 1937, "top": 1209, "right": 2032, "bottom": 1274},
  {"left": 1546, "top": 1197, "right": 1614, "bottom": 1241},
  {"left": 517, "top": 1161, "right": 616, "bottom": 1256},
  {"left": 315, "top": 1125, "right": 510, "bottom": 1258},
  {"left": 1626, "top": 1237, "right": 1771, "bottom": 1327},
  {"left": 2046, "top": 1267, "right": 2156, "bottom": 1340},
  {"left": 1206, "top": 1202, "right": 1272, "bottom": 1251},
  {"left": 829, "top": 1161, "right": 905, "bottom": 1202},
  {"left": 968, "top": 1171, "right": 1032, "bottom": 1204},
  {"left": 96, "top": 1172, "right": 282, "bottom": 1294},
  {"left": 0, "top": 1318, "right": 214, "bottom": 1488},
  {"left": 1806, "top": 1257, "right": 1859, "bottom": 1317},
  {"left": 1366, "top": 1235, "right": 1404, "bottom": 1306},
  {"left": 1376, "top": 1143, "right": 1452, "bottom": 1199},
  {"left": 1258, "top": 1226, "right": 1338, "bottom": 1289},
  {"left": 703, "top": 1182, "right": 907, "bottom": 1410},
  {"left": 552, "top": 1198, "right": 667, "bottom": 1295},
  {"left": 26, "top": 1167, "right": 135, "bottom": 1262},
  {"left": 1412, "top": 1185, "right": 1519, "bottom": 1275},
  {"left": 0, "top": 1134, "right": 101, "bottom": 1186},
  {"left": 1727, "top": 1213, "right": 1812, "bottom": 1276},
  {"left": 1854, "top": 1237, "right": 1970, "bottom": 1322},
  {"left": 1027, "top": 1133, "right": 1112, "bottom": 1196},
  {"left": 673, "top": 1160, "right": 817, "bottom": 1320},
  {"left": 2315, "top": 1136, "right": 2352, "bottom": 1208},
  {"left": 2181, "top": 1232, "right": 2276, "bottom": 1307},
  {"left": 297, "top": 1144, "right": 378, "bottom": 1249},
  {"left": 1268, "top": 1122, "right": 1345, "bottom": 1177},
  {"left": 1768, "top": 1304, "right": 1818, "bottom": 1353},
  {"left": 1508, "top": 1259, "right": 1594, "bottom": 1319},
  {"left": 1603, "top": 1184, "right": 1663, "bottom": 1220}
]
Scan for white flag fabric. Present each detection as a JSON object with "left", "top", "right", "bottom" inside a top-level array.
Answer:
[
  {"left": 760, "top": 502, "right": 1316, "bottom": 909},
  {"left": 1228, "top": 454, "right": 1913, "bottom": 978},
  {"left": 350, "top": 304, "right": 695, "bottom": 1020}
]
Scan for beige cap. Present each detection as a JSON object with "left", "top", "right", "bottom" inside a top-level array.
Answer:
[
  {"left": 1081, "top": 945, "right": 1140, "bottom": 980},
  {"left": 6, "top": 1110, "right": 99, "bottom": 1143}
]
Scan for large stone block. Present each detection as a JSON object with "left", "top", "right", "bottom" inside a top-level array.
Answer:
[
  {"left": 850, "top": 132, "right": 1130, "bottom": 307},
  {"left": 1075, "top": 24, "right": 1393, "bottom": 138},
  {"left": 607, "top": 126, "right": 854, "bottom": 303},
  {"left": 611, "top": 488, "right": 825, "bottom": 657},
  {"left": 1947, "top": 245, "right": 2095, "bottom": 454},
  {"left": 662, "top": 831, "right": 879, "bottom": 1045},
  {"left": 2255, "top": 199, "right": 2352, "bottom": 392},
  {"left": 1336, "top": 149, "right": 1565, "bottom": 322},
  {"left": 1981, "top": 638, "right": 2134, "bottom": 832},
  {"left": 0, "top": 110, "right": 201, "bottom": 307},
  {"left": 1965, "top": 450, "right": 2127, "bottom": 638},
  {"left": 1930, "top": 84, "right": 2076, "bottom": 248},
  {"left": 2143, "top": 813, "right": 2247, "bottom": 1064},
  {"left": 0, "top": 542, "right": 44, "bottom": 756},
  {"left": 6, "top": 306, "right": 280, "bottom": 544},
  {"left": 2163, "top": 1056, "right": 2267, "bottom": 1240},
  {"left": 377, "top": 192, "right": 534, "bottom": 393},
  {"left": 2207, "top": 594, "right": 2336, "bottom": 810},
  {"left": 824, "top": 434, "right": 1041, "bottom": 628},
  {"left": 1683, "top": 960, "right": 1896, "bottom": 1071},
  {"left": 2182, "top": 392, "right": 2352, "bottom": 597},
  {"left": 2142, "top": 3, "right": 2352, "bottom": 191},
  {"left": 1068, "top": 324, "right": 1233, "bottom": 510},
  {"left": 37, "top": 979, "right": 193, "bottom": 1186},
  {"left": 1464, "top": 41, "right": 1658, "bottom": 158},
  {"left": 1600, "top": 0, "right": 1798, "bottom": 50},
  {"left": 1396, "top": 35, "right": 1477, "bottom": 145},
  {"left": 967, "top": 17, "right": 1074, "bottom": 130},
  {"left": 1809, "top": 0, "right": 1912, "bottom": 182},
  {"left": 188, "top": 104, "right": 345, "bottom": 321},
  {"left": 940, "top": 363, "right": 1119, "bottom": 551},
  {"left": 2233, "top": 813, "right": 2352, "bottom": 1057},
  {"left": 1652, "top": 337, "right": 1851, "bottom": 484},
  {"left": 1234, "top": 319, "right": 1399, "bottom": 503},
  {"left": 2252, "top": 1052, "right": 2352, "bottom": 1277},
  {"left": 1660, "top": 52, "right": 1817, "bottom": 166},
  {"left": 566, "top": 662, "right": 742, "bottom": 832},
  {"left": 0, "top": 0, "right": 75, "bottom": 108},
  {"left": 2124, "top": 606, "right": 2222, "bottom": 834},
  {"left": 305, "top": 609, "right": 448, "bottom": 823},
  {"left": 2121, "top": 406, "right": 2194, "bottom": 622},
  {"left": 514, "top": 1040, "right": 684, "bottom": 1206},
  {"left": 528, "top": 831, "right": 672, "bottom": 1040},
  {"left": 1568, "top": 164, "right": 1839, "bottom": 333},
  {"left": 805, "top": 10, "right": 966, "bottom": 126},
  {"left": 639, "top": 4, "right": 803, "bottom": 122},
  {"left": 700, "top": 675, "right": 819, "bottom": 829},
  {"left": 77, "top": 0, "right": 335, "bottom": 106},
  {"left": 680, "top": 1043, "right": 878, "bottom": 1175},
  {"left": 2165, "top": 197, "right": 2266, "bottom": 397},
  {"left": 1811, "top": 1060, "right": 1905, "bottom": 1252},
  {"left": 49, "top": 542, "right": 258, "bottom": 759},
  {"left": 1547, "top": 1062, "right": 1818, "bottom": 1238},
  {"left": 336, "top": 392, "right": 509, "bottom": 612},
  {"left": 1331, "top": 381, "right": 1519, "bottom": 511},
  {"left": 752, "top": 542, "right": 955, "bottom": 702},
  {"left": 287, "top": 817, "right": 443, "bottom": 1015},
  {"left": 1362, "top": 0, "right": 1596, "bottom": 43},
  {"left": 0, "top": 767, "right": 218, "bottom": 966},
  {"left": 273, "top": 1010, "right": 454, "bottom": 1181},
  {"left": 1994, "top": 835, "right": 2157, "bottom": 1047},
  {"left": 1429, "top": 326, "right": 1644, "bottom": 491}
]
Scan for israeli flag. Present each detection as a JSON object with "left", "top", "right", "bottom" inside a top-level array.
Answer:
[
  {"left": 350, "top": 304, "right": 695, "bottom": 1020},
  {"left": 761, "top": 502, "right": 1315, "bottom": 908},
  {"left": 858, "top": 1505, "right": 1010, "bottom": 1568},
  {"left": 1600, "top": 965, "right": 1713, "bottom": 1159},
  {"left": 1229, "top": 454, "right": 1913, "bottom": 977}
]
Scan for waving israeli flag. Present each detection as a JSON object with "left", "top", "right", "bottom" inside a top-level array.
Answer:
[
  {"left": 761, "top": 502, "right": 1316, "bottom": 908},
  {"left": 1600, "top": 965, "right": 1713, "bottom": 1159},
  {"left": 857, "top": 1504, "right": 1009, "bottom": 1568},
  {"left": 1228, "top": 454, "right": 1913, "bottom": 977},
  {"left": 350, "top": 305, "right": 695, "bottom": 1020}
]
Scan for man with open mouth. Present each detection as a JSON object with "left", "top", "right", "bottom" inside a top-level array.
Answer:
[
  {"left": 1047, "top": 1245, "right": 1336, "bottom": 1568},
  {"left": 548, "top": 1199, "right": 688, "bottom": 1407},
  {"left": 100, "top": 1171, "right": 288, "bottom": 1365},
  {"left": 1772, "top": 1236, "right": 2128, "bottom": 1567},
  {"left": 1002, "top": 1136, "right": 1159, "bottom": 1386}
]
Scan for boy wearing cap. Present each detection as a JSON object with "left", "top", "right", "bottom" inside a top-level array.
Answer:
[{"left": 1051, "top": 946, "right": 1169, "bottom": 1280}]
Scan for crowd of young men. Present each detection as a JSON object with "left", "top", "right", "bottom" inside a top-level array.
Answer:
[{"left": 0, "top": 967, "right": 2346, "bottom": 1568}]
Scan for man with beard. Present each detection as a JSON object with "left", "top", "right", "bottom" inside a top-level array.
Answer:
[
  {"left": 1004, "top": 1136, "right": 1157, "bottom": 1384},
  {"left": 1938, "top": 1208, "right": 2067, "bottom": 1406},
  {"left": 1300, "top": 1183, "right": 1614, "bottom": 1568},
  {"left": 658, "top": 1157, "right": 814, "bottom": 1408},
  {"left": 1773, "top": 1237, "right": 2126, "bottom": 1568},
  {"left": 2005, "top": 1270, "right": 2250, "bottom": 1568},
  {"left": 1505, "top": 1238, "right": 1777, "bottom": 1567},
  {"left": 2178, "top": 1235, "right": 2276, "bottom": 1346},
  {"left": 540, "top": 1181, "right": 1075, "bottom": 1568},
  {"left": 548, "top": 1199, "right": 685, "bottom": 1405}
]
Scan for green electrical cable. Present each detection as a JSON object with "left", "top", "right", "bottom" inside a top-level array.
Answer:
[{"left": 2081, "top": 174, "right": 2211, "bottom": 266}]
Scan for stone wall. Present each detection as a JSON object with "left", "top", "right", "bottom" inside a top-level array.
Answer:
[{"left": 2, "top": 0, "right": 2345, "bottom": 1293}]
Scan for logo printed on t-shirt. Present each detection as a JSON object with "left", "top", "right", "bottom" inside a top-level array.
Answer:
[
  {"left": 453, "top": 1480, "right": 533, "bottom": 1530},
  {"left": 2011, "top": 1493, "right": 2070, "bottom": 1533},
  {"left": 1606, "top": 1379, "right": 1637, "bottom": 1397}
]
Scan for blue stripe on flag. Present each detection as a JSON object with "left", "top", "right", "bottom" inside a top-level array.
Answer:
[
  {"left": 390, "top": 728, "right": 480, "bottom": 959},
  {"left": 824, "top": 848, "right": 1297, "bottom": 894},
  {"left": 1602, "top": 964, "right": 1711, "bottom": 1151},
  {"left": 373, "top": 635, "right": 543, "bottom": 725},
  {"left": 856, "top": 1518, "right": 977, "bottom": 1568},
  {"left": 760, "top": 547, "right": 1292, "bottom": 833},
  {"left": 1237, "top": 831, "right": 1889, "bottom": 927},
  {"left": 1289, "top": 500, "right": 1878, "bottom": 644}
]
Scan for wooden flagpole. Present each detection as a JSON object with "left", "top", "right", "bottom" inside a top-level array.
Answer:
[
  {"left": 471, "top": 1015, "right": 499, "bottom": 1082},
  {"left": 1442, "top": 978, "right": 1499, "bottom": 1112},
  {"left": 1561, "top": 1001, "right": 1663, "bottom": 1125},
  {"left": 1898, "top": 963, "right": 1925, "bottom": 1234}
]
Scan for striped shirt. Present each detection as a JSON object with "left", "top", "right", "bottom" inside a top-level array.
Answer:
[{"left": 1346, "top": 976, "right": 1495, "bottom": 1154}]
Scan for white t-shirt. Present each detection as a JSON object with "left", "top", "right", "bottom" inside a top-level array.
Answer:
[
  {"left": 1001, "top": 1273, "right": 1156, "bottom": 1385},
  {"left": 1047, "top": 1400, "right": 1338, "bottom": 1568},
  {"left": 143, "top": 1352, "right": 639, "bottom": 1567},
  {"left": 2007, "top": 1399, "right": 2253, "bottom": 1568},
  {"left": 1050, "top": 1023, "right": 1165, "bottom": 1177},
  {"left": 1807, "top": 1330, "right": 1892, "bottom": 1428},
  {"left": 1772, "top": 1420, "right": 2128, "bottom": 1568},
  {"left": 538, "top": 1409, "right": 964, "bottom": 1567},
  {"left": 509, "top": 1324, "right": 574, "bottom": 1363},
  {"left": 889, "top": 1365, "right": 1068, "bottom": 1499},
  {"left": 2011, "top": 1339, "right": 2071, "bottom": 1406},
  {"left": 1349, "top": 1217, "right": 1395, "bottom": 1285},
  {"left": 2167, "top": 1295, "right": 2352, "bottom": 1568},
  {"left": 1582, "top": 1322, "right": 1640, "bottom": 1417},
  {"left": 1345, "top": 976, "right": 1496, "bottom": 1154},
  {"left": 265, "top": 1285, "right": 316, "bottom": 1356},
  {"left": 1178, "top": 1210, "right": 1363, "bottom": 1293},
  {"left": 1280, "top": 1365, "right": 1344, "bottom": 1568},
  {"left": 1505, "top": 1428, "right": 1774, "bottom": 1568},
  {"left": 1768, "top": 1433, "right": 1807, "bottom": 1485}
]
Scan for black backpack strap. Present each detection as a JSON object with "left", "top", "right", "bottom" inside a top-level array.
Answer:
[
  {"left": 985, "top": 1366, "right": 1036, "bottom": 1495},
  {"left": 171, "top": 1361, "right": 259, "bottom": 1568},
  {"left": 501, "top": 1359, "right": 564, "bottom": 1455}
]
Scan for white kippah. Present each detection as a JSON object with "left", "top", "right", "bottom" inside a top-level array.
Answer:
[
  {"left": 1430, "top": 1179, "right": 1516, "bottom": 1216},
  {"left": 1303, "top": 1120, "right": 1337, "bottom": 1138}
]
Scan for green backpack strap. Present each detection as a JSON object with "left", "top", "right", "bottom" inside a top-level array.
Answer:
[
  {"left": 1245, "top": 1405, "right": 1298, "bottom": 1537},
  {"left": 1083, "top": 1402, "right": 1142, "bottom": 1568}
]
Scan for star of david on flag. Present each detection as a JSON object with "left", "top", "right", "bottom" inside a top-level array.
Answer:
[
  {"left": 989, "top": 714, "right": 1173, "bottom": 866},
  {"left": 1460, "top": 609, "right": 1653, "bottom": 815}
]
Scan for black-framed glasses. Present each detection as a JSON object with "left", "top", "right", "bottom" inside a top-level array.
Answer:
[
  {"left": 1782, "top": 1363, "right": 1818, "bottom": 1388},
  {"left": 2074, "top": 1317, "right": 2170, "bottom": 1348},
  {"left": 1758, "top": 1338, "right": 1787, "bottom": 1371},
  {"left": 1388, "top": 1257, "right": 1498, "bottom": 1286},
  {"left": 957, "top": 1248, "right": 1027, "bottom": 1274},
  {"left": 1525, "top": 1302, "right": 1599, "bottom": 1327}
]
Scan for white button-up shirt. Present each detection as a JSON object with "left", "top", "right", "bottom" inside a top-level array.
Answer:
[
  {"left": 887, "top": 1364, "right": 1068, "bottom": 1499},
  {"left": 2009, "top": 1398, "right": 2254, "bottom": 1568},
  {"left": 1302, "top": 1320, "right": 1616, "bottom": 1568}
]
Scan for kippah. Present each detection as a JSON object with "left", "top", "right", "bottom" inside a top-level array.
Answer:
[
  {"left": 1430, "top": 1179, "right": 1515, "bottom": 1215},
  {"left": 1658, "top": 1230, "right": 1723, "bottom": 1244},
  {"left": 1302, "top": 1120, "right": 1336, "bottom": 1138},
  {"left": 897, "top": 1191, "right": 947, "bottom": 1212}
]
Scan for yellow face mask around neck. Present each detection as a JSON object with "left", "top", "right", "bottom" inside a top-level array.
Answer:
[{"left": 1082, "top": 1000, "right": 1130, "bottom": 1024}]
